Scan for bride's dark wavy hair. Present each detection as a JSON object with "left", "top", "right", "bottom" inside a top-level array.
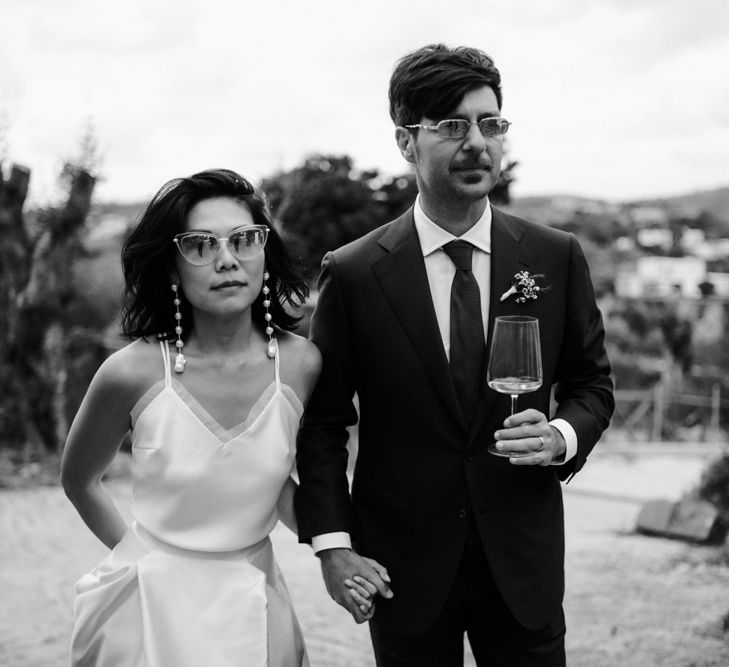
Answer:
[{"left": 121, "top": 168, "right": 308, "bottom": 340}]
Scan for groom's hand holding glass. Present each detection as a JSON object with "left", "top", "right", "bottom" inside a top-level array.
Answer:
[
  {"left": 487, "top": 315, "right": 566, "bottom": 465},
  {"left": 493, "top": 409, "right": 567, "bottom": 465}
]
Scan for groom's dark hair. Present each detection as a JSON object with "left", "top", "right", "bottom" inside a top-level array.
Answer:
[{"left": 388, "top": 43, "right": 503, "bottom": 128}]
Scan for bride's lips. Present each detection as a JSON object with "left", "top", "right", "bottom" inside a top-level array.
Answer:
[{"left": 211, "top": 280, "right": 246, "bottom": 290}]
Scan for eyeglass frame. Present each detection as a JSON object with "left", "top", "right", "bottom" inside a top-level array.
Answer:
[
  {"left": 172, "top": 224, "right": 269, "bottom": 266},
  {"left": 404, "top": 117, "right": 511, "bottom": 139}
]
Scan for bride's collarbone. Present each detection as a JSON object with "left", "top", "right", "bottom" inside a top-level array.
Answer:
[{"left": 175, "top": 358, "right": 275, "bottom": 412}]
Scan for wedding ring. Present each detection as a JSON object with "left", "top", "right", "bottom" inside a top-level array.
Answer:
[{"left": 537, "top": 436, "right": 545, "bottom": 452}]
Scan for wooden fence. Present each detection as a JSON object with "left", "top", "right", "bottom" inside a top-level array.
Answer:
[{"left": 609, "top": 384, "right": 727, "bottom": 442}]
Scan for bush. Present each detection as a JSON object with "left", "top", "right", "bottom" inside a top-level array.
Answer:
[{"left": 695, "top": 453, "right": 729, "bottom": 520}]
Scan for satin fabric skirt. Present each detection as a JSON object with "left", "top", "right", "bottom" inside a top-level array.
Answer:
[{"left": 70, "top": 522, "right": 308, "bottom": 667}]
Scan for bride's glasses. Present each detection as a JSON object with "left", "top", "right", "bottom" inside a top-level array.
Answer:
[{"left": 173, "top": 225, "right": 268, "bottom": 266}]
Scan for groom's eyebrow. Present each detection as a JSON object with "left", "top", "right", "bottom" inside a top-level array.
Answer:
[{"left": 442, "top": 112, "right": 500, "bottom": 120}]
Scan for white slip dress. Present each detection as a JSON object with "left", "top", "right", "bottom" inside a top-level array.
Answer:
[{"left": 70, "top": 340, "right": 309, "bottom": 666}]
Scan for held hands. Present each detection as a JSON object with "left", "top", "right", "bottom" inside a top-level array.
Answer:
[
  {"left": 493, "top": 408, "right": 566, "bottom": 466},
  {"left": 318, "top": 548, "right": 393, "bottom": 623}
]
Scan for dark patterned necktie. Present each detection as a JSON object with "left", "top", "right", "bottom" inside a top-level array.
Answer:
[{"left": 442, "top": 241, "right": 485, "bottom": 425}]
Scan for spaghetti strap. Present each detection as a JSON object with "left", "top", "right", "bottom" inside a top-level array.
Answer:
[
  {"left": 159, "top": 340, "right": 172, "bottom": 387},
  {"left": 273, "top": 338, "right": 280, "bottom": 390}
]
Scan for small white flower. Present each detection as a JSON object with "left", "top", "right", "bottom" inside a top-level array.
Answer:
[{"left": 499, "top": 271, "right": 549, "bottom": 304}]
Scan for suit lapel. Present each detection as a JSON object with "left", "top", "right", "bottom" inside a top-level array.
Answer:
[
  {"left": 469, "top": 206, "right": 530, "bottom": 442},
  {"left": 372, "top": 209, "right": 467, "bottom": 429}
]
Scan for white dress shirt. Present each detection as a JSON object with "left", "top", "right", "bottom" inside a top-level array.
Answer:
[
  {"left": 311, "top": 197, "right": 576, "bottom": 554},
  {"left": 413, "top": 195, "right": 492, "bottom": 357}
]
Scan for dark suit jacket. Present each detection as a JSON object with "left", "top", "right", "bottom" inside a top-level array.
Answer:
[{"left": 295, "top": 205, "right": 614, "bottom": 636}]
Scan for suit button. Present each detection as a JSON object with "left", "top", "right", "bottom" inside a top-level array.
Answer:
[
  {"left": 458, "top": 508, "right": 467, "bottom": 519},
  {"left": 465, "top": 449, "right": 474, "bottom": 461}
]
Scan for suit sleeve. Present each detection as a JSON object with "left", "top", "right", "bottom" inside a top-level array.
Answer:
[
  {"left": 294, "top": 251, "right": 359, "bottom": 542},
  {"left": 553, "top": 234, "right": 614, "bottom": 480}
]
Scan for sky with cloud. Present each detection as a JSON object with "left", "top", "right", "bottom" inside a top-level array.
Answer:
[{"left": 1, "top": 0, "right": 728, "bottom": 205}]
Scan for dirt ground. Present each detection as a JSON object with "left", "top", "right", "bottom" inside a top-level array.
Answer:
[{"left": 2, "top": 447, "right": 729, "bottom": 666}]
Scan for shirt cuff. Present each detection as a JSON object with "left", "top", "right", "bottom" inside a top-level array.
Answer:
[
  {"left": 548, "top": 418, "right": 577, "bottom": 465},
  {"left": 311, "top": 532, "right": 352, "bottom": 554}
]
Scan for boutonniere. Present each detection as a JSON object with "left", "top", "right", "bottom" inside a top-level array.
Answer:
[{"left": 499, "top": 270, "right": 550, "bottom": 304}]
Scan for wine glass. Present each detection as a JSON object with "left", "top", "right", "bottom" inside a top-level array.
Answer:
[{"left": 487, "top": 315, "right": 543, "bottom": 457}]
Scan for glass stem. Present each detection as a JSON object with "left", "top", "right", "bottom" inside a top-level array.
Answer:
[{"left": 510, "top": 394, "right": 518, "bottom": 415}]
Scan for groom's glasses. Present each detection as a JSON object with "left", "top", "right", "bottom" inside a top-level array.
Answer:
[
  {"left": 405, "top": 117, "right": 511, "bottom": 139},
  {"left": 173, "top": 225, "right": 269, "bottom": 266}
]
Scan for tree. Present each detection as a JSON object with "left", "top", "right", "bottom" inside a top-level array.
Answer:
[
  {"left": 0, "top": 164, "right": 32, "bottom": 449},
  {"left": 262, "top": 154, "right": 417, "bottom": 276},
  {"left": 0, "top": 128, "right": 102, "bottom": 458},
  {"left": 14, "top": 169, "right": 99, "bottom": 454},
  {"left": 491, "top": 156, "right": 518, "bottom": 206}
]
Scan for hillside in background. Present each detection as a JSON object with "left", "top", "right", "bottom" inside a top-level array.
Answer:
[
  {"left": 506, "top": 185, "right": 729, "bottom": 232},
  {"left": 84, "top": 184, "right": 729, "bottom": 236},
  {"left": 634, "top": 186, "right": 729, "bottom": 223}
]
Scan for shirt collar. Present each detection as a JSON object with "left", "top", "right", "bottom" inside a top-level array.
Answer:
[{"left": 413, "top": 195, "right": 492, "bottom": 257}]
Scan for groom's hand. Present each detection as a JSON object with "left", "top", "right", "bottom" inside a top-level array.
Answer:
[
  {"left": 493, "top": 409, "right": 566, "bottom": 465},
  {"left": 318, "top": 548, "right": 393, "bottom": 623}
]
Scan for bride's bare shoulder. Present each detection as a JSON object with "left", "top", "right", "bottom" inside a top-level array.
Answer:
[
  {"left": 277, "top": 333, "right": 321, "bottom": 403},
  {"left": 278, "top": 333, "right": 321, "bottom": 376},
  {"left": 93, "top": 338, "right": 166, "bottom": 398}
]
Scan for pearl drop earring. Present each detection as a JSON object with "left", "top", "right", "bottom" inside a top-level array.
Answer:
[
  {"left": 171, "top": 283, "right": 186, "bottom": 373},
  {"left": 262, "top": 271, "right": 276, "bottom": 359}
]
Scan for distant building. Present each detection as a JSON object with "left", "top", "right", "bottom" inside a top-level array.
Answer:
[
  {"left": 637, "top": 227, "right": 673, "bottom": 251},
  {"left": 629, "top": 206, "right": 669, "bottom": 226},
  {"left": 693, "top": 238, "right": 729, "bottom": 261},
  {"left": 615, "top": 236, "right": 636, "bottom": 252},
  {"left": 680, "top": 228, "right": 705, "bottom": 252},
  {"left": 550, "top": 196, "right": 620, "bottom": 216},
  {"left": 616, "top": 256, "right": 707, "bottom": 299}
]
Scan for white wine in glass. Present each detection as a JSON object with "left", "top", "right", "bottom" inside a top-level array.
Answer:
[{"left": 487, "top": 315, "right": 543, "bottom": 457}]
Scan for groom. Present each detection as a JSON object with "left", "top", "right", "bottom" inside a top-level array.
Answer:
[{"left": 295, "top": 43, "right": 614, "bottom": 665}]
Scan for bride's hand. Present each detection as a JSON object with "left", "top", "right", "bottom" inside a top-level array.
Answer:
[
  {"left": 345, "top": 584, "right": 375, "bottom": 617},
  {"left": 344, "top": 556, "right": 392, "bottom": 614}
]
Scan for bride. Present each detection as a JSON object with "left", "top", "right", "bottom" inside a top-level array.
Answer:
[{"left": 61, "top": 168, "right": 385, "bottom": 666}]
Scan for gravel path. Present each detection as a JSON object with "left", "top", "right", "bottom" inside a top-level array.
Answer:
[{"left": 2, "top": 449, "right": 729, "bottom": 666}]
